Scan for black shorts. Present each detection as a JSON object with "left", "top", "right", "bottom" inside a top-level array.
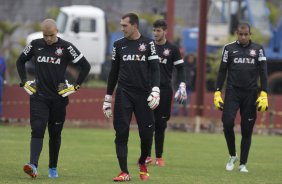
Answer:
[
  {"left": 223, "top": 87, "right": 257, "bottom": 124},
  {"left": 113, "top": 87, "right": 154, "bottom": 132},
  {"left": 30, "top": 94, "right": 69, "bottom": 137}
]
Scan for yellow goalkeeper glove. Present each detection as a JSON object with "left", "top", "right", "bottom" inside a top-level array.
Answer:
[
  {"left": 58, "top": 80, "right": 80, "bottom": 97},
  {"left": 256, "top": 91, "right": 268, "bottom": 112},
  {"left": 214, "top": 91, "right": 224, "bottom": 111},
  {"left": 20, "top": 80, "right": 37, "bottom": 95}
]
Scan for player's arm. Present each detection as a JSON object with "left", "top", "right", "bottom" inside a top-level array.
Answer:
[
  {"left": 107, "top": 43, "right": 120, "bottom": 95},
  {"left": 74, "top": 57, "right": 91, "bottom": 86},
  {"left": 148, "top": 41, "right": 160, "bottom": 88},
  {"left": 175, "top": 64, "right": 185, "bottom": 84},
  {"left": 214, "top": 46, "right": 228, "bottom": 110},
  {"left": 258, "top": 47, "right": 268, "bottom": 92},
  {"left": 173, "top": 45, "right": 186, "bottom": 85},
  {"left": 174, "top": 63, "right": 187, "bottom": 104},
  {"left": 16, "top": 41, "right": 37, "bottom": 95},
  {"left": 103, "top": 43, "right": 120, "bottom": 118},
  {"left": 173, "top": 46, "right": 186, "bottom": 83},
  {"left": 147, "top": 41, "right": 160, "bottom": 110},
  {"left": 256, "top": 46, "right": 268, "bottom": 111},
  {"left": 16, "top": 54, "right": 28, "bottom": 83},
  {"left": 215, "top": 46, "right": 228, "bottom": 91},
  {"left": 173, "top": 46, "right": 187, "bottom": 104},
  {"left": 58, "top": 44, "right": 90, "bottom": 97},
  {"left": 150, "top": 59, "right": 160, "bottom": 88},
  {"left": 16, "top": 41, "right": 34, "bottom": 83},
  {"left": 67, "top": 44, "right": 91, "bottom": 86}
]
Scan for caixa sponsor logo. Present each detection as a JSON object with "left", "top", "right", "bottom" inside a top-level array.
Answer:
[
  {"left": 123, "top": 54, "right": 146, "bottom": 61},
  {"left": 37, "top": 56, "right": 61, "bottom": 64},
  {"left": 233, "top": 57, "right": 255, "bottom": 64}
]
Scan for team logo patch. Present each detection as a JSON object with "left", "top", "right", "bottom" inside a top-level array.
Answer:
[
  {"left": 55, "top": 47, "right": 64, "bottom": 56},
  {"left": 249, "top": 49, "right": 256, "bottom": 57},
  {"left": 138, "top": 43, "right": 147, "bottom": 52},
  {"left": 163, "top": 49, "right": 170, "bottom": 56}
]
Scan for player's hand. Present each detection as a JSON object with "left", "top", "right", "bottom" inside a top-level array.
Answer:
[
  {"left": 20, "top": 80, "right": 37, "bottom": 95},
  {"left": 174, "top": 82, "right": 187, "bottom": 104},
  {"left": 256, "top": 91, "right": 268, "bottom": 111},
  {"left": 58, "top": 80, "right": 80, "bottom": 97},
  {"left": 103, "top": 94, "right": 112, "bottom": 118},
  {"left": 214, "top": 91, "right": 224, "bottom": 111},
  {"left": 147, "top": 87, "right": 160, "bottom": 110}
]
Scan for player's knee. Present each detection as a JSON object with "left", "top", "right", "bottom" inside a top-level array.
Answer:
[
  {"left": 30, "top": 120, "right": 46, "bottom": 138},
  {"left": 222, "top": 115, "right": 235, "bottom": 131},
  {"left": 155, "top": 124, "right": 166, "bottom": 134},
  {"left": 139, "top": 129, "right": 153, "bottom": 142},
  {"left": 115, "top": 131, "right": 129, "bottom": 144},
  {"left": 241, "top": 130, "right": 252, "bottom": 138},
  {"left": 49, "top": 131, "right": 62, "bottom": 140},
  {"left": 31, "top": 129, "right": 45, "bottom": 138},
  {"left": 49, "top": 122, "right": 64, "bottom": 138},
  {"left": 241, "top": 127, "right": 253, "bottom": 138},
  {"left": 155, "top": 118, "right": 168, "bottom": 132},
  {"left": 223, "top": 123, "right": 234, "bottom": 133},
  {"left": 160, "top": 118, "right": 168, "bottom": 131}
]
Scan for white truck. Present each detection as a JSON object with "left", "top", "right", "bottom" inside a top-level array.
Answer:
[{"left": 26, "top": 5, "right": 107, "bottom": 77}]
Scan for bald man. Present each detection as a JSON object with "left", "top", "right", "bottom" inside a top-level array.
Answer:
[{"left": 16, "top": 19, "right": 91, "bottom": 179}]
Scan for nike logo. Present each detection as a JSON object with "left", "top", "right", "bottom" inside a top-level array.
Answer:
[
  {"left": 148, "top": 124, "right": 153, "bottom": 128},
  {"left": 233, "top": 50, "right": 239, "bottom": 53},
  {"left": 55, "top": 122, "right": 63, "bottom": 125},
  {"left": 38, "top": 48, "right": 44, "bottom": 50},
  {"left": 161, "top": 116, "right": 167, "bottom": 119},
  {"left": 122, "top": 46, "right": 127, "bottom": 49},
  {"left": 248, "top": 118, "right": 254, "bottom": 121}
]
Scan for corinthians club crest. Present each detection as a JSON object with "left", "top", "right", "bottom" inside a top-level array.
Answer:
[
  {"left": 138, "top": 43, "right": 147, "bottom": 52},
  {"left": 163, "top": 48, "right": 171, "bottom": 56},
  {"left": 55, "top": 47, "right": 64, "bottom": 56},
  {"left": 249, "top": 49, "right": 256, "bottom": 57}
]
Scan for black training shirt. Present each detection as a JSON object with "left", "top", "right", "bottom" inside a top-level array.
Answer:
[
  {"left": 155, "top": 41, "right": 185, "bottom": 88},
  {"left": 107, "top": 35, "right": 160, "bottom": 95},
  {"left": 16, "top": 38, "right": 90, "bottom": 98},
  {"left": 216, "top": 40, "right": 268, "bottom": 92}
]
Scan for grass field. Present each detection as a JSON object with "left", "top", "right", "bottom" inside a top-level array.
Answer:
[{"left": 0, "top": 125, "right": 281, "bottom": 184}]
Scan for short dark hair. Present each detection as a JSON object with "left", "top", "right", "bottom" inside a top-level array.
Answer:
[
  {"left": 153, "top": 19, "right": 167, "bottom": 30},
  {"left": 122, "top": 13, "right": 139, "bottom": 27},
  {"left": 237, "top": 21, "right": 251, "bottom": 32}
]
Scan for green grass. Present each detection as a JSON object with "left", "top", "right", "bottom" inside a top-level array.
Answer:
[{"left": 0, "top": 125, "right": 281, "bottom": 184}]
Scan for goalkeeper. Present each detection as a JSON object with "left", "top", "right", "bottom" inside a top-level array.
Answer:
[
  {"left": 102, "top": 13, "right": 160, "bottom": 181},
  {"left": 144, "top": 19, "right": 187, "bottom": 167},
  {"left": 16, "top": 19, "right": 90, "bottom": 179},
  {"left": 214, "top": 22, "right": 268, "bottom": 173}
]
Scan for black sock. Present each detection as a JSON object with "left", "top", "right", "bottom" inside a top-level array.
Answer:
[
  {"left": 117, "top": 157, "right": 128, "bottom": 174},
  {"left": 30, "top": 138, "right": 43, "bottom": 167}
]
